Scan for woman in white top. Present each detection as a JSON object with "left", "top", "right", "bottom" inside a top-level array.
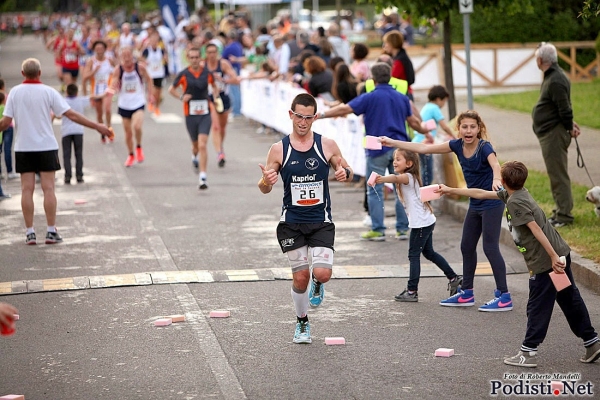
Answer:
[
  {"left": 83, "top": 40, "right": 116, "bottom": 142},
  {"left": 375, "top": 148, "right": 462, "bottom": 302}
]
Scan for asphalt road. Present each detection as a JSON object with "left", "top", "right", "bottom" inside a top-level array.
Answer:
[{"left": 0, "top": 35, "right": 599, "bottom": 400}]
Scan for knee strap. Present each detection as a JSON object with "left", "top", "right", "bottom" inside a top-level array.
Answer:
[
  {"left": 287, "top": 247, "right": 309, "bottom": 273},
  {"left": 311, "top": 247, "right": 333, "bottom": 269}
]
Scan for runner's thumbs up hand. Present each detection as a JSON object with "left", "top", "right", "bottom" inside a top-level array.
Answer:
[
  {"left": 334, "top": 165, "right": 349, "bottom": 182},
  {"left": 259, "top": 164, "right": 278, "bottom": 186}
]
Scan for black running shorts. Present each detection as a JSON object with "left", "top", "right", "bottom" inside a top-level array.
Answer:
[
  {"left": 209, "top": 93, "right": 231, "bottom": 114},
  {"left": 185, "top": 115, "right": 212, "bottom": 142},
  {"left": 62, "top": 67, "right": 79, "bottom": 79},
  {"left": 276, "top": 222, "right": 335, "bottom": 253},
  {"left": 152, "top": 77, "right": 163, "bottom": 88},
  {"left": 16, "top": 150, "right": 61, "bottom": 173},
  {"left": 118, "top": 105, "right": 145, "bottom": 119}
]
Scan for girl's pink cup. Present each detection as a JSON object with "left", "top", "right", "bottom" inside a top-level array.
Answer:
[
  {"left": 367, "top": 171, "right": 379, "bottom": 187},
  {"left": 420, "top": 184, "right": 441, "bottom": 202}
]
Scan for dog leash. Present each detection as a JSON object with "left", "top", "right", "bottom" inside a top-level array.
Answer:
[{"left": 574, "top": 137, "right": 596, "bottom": 187}]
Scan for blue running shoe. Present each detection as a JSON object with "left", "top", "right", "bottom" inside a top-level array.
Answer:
[
  {"left": 479, "top": 292, "right": 513, "bottom": 312},
  {"left": 293, "top": 321, "right": 312, "bottom": 344},
  {"left": 309, "top": 278, "right": 324, "bottom": 308},
  {"left": 440, "top": 289, "right": 475, "bottom": 307}
]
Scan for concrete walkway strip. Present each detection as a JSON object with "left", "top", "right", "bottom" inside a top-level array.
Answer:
[{"left": 0, "top": 262, "right": 515, "bottom": 296}]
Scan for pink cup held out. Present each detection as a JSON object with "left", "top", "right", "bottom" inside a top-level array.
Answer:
[
  {"left": 364, "top": 136, "right": 382, "bottom": 150},
  {"left": 420, "top": 184, "right": 441, "bottom": 202},
  {"left": 367, "top": 171, "right": 379, "bottom": 187}
]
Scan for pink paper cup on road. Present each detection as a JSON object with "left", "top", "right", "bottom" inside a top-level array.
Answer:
[
  {"left": 367, "top": 171, "right": 379, "bottom": 187},
  {"left": 420, "top": 184, "right": 441, "bottom": 202},
  {"left": 421, "top": 119, "right": 436, "bottom": 131},
  {"left": 364, "top": 136, "right": 382, "bottom": 150}
]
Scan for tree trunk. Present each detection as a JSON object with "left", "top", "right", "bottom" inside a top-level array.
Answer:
[{"left": 443, "top": 15, "right": 456, "bottom": 119}]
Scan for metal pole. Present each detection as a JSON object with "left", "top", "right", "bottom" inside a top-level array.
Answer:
[
  {"left": 463, "top": 13, "right": 473, "bottom": 110},
  {"left": 311, "top": 0, "right": 319, "bottom": 29},
  {"left": 215, "top": 1, "right": 221, "bottom": 24}
]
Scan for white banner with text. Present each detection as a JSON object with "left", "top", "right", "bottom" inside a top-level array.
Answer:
[{"left": 241, "top": 78, "right": 367, "bottom": 176}]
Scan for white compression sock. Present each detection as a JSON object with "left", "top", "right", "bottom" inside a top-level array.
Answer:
[{"left": 291, "top": 286, "right": 309, "bottom": 318}]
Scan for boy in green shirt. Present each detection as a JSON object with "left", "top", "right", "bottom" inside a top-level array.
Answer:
[{"left": 438, "top": 161, "right": 600, "bottom": 367}]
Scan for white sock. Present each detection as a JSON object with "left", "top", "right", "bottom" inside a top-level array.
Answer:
[
  {"left": 291, "top": 286, "right": 309, "bottom": 318},
  {"left": 47, "top": 226, "right": 57, "bottom": 233},
  {"left": 26, "top": 227, "right": 35, "bottom": 235},
  {"left": 191, "top": 154, "right": 198, "bottom": 161},
  {"left": 199, "top": 172, "right": 207, "bottom": 180}
]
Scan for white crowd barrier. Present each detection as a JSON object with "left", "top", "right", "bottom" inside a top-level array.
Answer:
[{"left": 240, "top": 78, "right": 367, "bottom": 176}]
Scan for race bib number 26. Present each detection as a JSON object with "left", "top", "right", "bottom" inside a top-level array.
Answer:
[{"left": 291, "top": 181, "right": 324, "bottom": 206}]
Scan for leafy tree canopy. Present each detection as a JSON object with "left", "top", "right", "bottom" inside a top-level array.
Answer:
[
  {"left": 580, "top": 1, "right": 600, "bottom": 19},
  {"left": 361, "top": 0, "right": 533, "bottom": 21}
]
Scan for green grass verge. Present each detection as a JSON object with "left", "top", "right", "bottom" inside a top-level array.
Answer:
[
  {"left": 475, "top": 79, "right": 600, "bottom": 130},
  {"left": 520, "top": 169, "right": 600, "bottom": 263}
]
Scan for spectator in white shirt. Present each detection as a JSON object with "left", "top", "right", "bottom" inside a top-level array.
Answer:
[
  {"left": 327, "top": 23, "right": 351, "bottom": 64},
  {"left": 269, "top": 34, "right": 291, "bottom": 76}
]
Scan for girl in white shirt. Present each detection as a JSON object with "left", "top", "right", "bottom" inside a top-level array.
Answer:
[{"left": 375, "top": 149, "right": 462, "bottom": 302}]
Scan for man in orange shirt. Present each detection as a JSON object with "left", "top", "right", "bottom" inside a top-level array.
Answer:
[{"left": 168, "top": 47, "right": 221, "bottom": 190}]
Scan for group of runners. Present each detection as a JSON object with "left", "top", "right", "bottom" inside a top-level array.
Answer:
[{"left": 42, "top": 18, "right": 238, "bottom": 187}]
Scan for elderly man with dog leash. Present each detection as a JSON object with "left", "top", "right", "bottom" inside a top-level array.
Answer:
[{"left": 532, "top": 42, "right": 581, "bottom": 228}]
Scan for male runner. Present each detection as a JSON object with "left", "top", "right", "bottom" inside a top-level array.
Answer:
[
  {"left": 169, "top": 47, "right": 222, "bottom": 189},
  {"left": 258, "top": 93, "right": 353, "bottom": 343},
  {"left": 110, "top": 47, "right": 153, "bottom": 167}
]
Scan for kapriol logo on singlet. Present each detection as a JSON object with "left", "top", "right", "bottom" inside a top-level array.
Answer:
[
  {"left": 292, "top": 174, "right": 320, "bottom": 206},
  {"left": 305, "top": 158, "right": 319, "bottom": 170}
]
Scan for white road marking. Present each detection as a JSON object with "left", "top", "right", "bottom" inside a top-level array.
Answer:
[
  {"left": 149, "top": 113, "right": 183, "bottom": 123},
  {"left": 104, "top": 146, "right": 247, "bottom": 400}
]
